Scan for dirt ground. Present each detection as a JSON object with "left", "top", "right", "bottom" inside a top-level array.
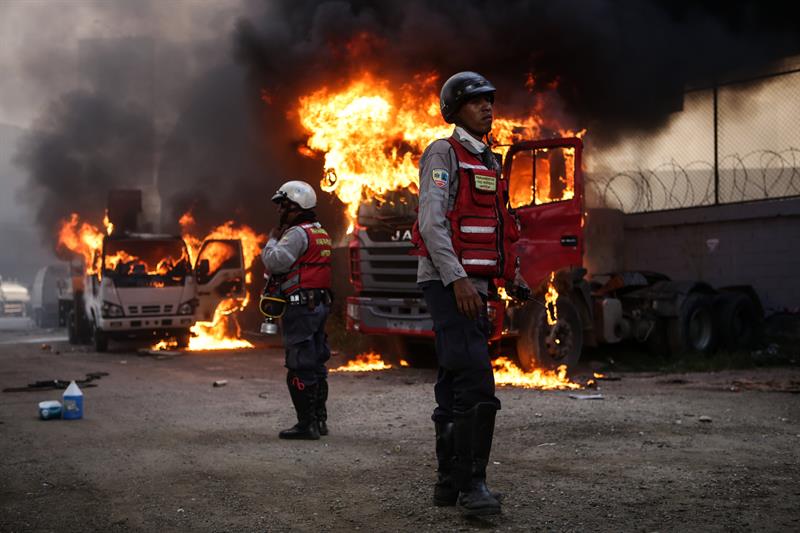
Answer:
[{"left": 1, "top": 325, "right": 799, "bottom": 533}]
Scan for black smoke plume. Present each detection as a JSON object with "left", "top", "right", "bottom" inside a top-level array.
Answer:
[{"left": 17, "top": 0, "right": 800, "bottom": 246}]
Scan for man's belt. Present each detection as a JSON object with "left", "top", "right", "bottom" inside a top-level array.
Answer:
[{"left": 287, "top": 289, "right": 333, "bottom": 308}]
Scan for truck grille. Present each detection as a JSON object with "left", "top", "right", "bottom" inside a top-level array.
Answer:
[
  {"left": 127, "top": 305, "right": 162, "bottom": 314},
  {"left": 355, "top": 229, "right": 419, "bottom": 293}
]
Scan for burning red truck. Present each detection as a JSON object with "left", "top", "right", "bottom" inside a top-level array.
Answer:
[{"left": 296, "top": 73, "right": 764, "bottom": 372}]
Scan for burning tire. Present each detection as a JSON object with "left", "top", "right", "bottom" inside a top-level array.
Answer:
[
  {"left": 516, "top": 296, "right": 583, "bottom": 371},
  {"left": 667, "top": 293, "right": 716, "bottom": 355},
  {"left": 714, "top": 292, "right": 762, "bottom": 351}
]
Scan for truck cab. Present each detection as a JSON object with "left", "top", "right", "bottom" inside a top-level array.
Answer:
[{"left": 78, "top": 233, "right": 245, "bottom": 352}]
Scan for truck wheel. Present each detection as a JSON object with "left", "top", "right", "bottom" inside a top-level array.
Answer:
[
  {"left": 668, "top": 293, "right": 716, "bottom": 355},
  {"left": 516, "top": 297, "right": 583, "bottom": 371},
  {"left": 92, "top": 321, "right": 109, "bottom": 352},
  {"left": 175, "top": 330, "right": 191, "bottom": 349},
  {"left": 67, "top": 310, "right": 79, "bottom": 345},
  {"left": 714, "top": 292, "right": 762, "bottom": 351}
]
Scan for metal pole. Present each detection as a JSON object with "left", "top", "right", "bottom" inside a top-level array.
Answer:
[{"left": 713, "top": 84, "right": 719, "bottom": 205}]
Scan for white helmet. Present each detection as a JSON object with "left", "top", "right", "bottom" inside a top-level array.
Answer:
[{"left": 271, "top": 180, "right": 317, "bottom": 210}]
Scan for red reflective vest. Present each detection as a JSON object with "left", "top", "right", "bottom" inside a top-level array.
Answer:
[
  {"left": 277, "top": 222, "right": 332, "bottom": 294},
  {"left": 412, "top": 137, "right": 519, "bottom": 281}
]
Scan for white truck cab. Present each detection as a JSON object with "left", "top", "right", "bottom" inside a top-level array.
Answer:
[{"left": 81, "top": 232, "right": 244, "bottom": 351}]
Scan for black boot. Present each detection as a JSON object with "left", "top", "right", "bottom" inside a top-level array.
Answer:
[
  {"left": 279, "top": 375, "right": 320, "bottom": 440},
  {"left": 433, "top": 421, "right": 458, "bottom": 506},
  {"left": 453, "top": 403, "right": 501, "bottom": 516},
  {"left": 316, "top": 377, "right": 329, "bottom": 436}
]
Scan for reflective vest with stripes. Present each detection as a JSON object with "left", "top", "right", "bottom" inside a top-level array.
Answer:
[
  {"left": 411, "top": 136, "right": 519, "bottom": 280},
  {"left": 274, "top": 222, "right": 332, "bottom": 295}
]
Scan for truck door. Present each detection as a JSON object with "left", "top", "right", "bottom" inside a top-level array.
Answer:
[
  {"left": 504, "top": 137, "right": 584, "bottom": 287},
  {"left": 194, "top": 239, "right": 246, "bottom": 322}
]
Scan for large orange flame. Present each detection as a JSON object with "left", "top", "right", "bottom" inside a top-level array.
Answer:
[
  {"left": 331, "top": 352, "right": 394, "bottom": 372},
  {"left": 492, "top": 356, "right": 581, "bottom": 389},
  {"left": 57, "top": 213, "right": 105, "bottom": 274},
  {"left": 296, "top": 72, "right": 577, "bottom": 229}
]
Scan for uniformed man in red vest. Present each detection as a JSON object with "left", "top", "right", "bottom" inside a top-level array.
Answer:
[
  {"left": 412, "top": 72, "right": 526, "bottom": 516},
  {"left": 262, "top": 180, "right": 333, "bottom": 440}
]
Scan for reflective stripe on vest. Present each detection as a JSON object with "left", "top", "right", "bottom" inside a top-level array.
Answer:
[
  {"left": 460, "top": 225, "right": 496, "bottom": 234},
  {"left": 463, "top": 258, "right": 498, "bottom": 266}
]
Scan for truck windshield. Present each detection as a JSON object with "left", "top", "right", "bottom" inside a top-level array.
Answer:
[
  {"left": 357, "top": 188, "right": 418, "bottom": 228},
  {"left": 103, "top": 238, "right": 190, "bottom": 286}
]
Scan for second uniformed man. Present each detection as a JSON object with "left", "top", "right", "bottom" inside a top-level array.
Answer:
[{"left": 261, "top": 180, "right": 333, "bottom": 440}]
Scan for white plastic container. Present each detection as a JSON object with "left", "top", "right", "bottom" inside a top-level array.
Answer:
[
  {"left": 62, "top": 381, "right": 83, "bottom": 420},
  {"left": 38, "top": 400, "right": 62, "bottom": 420}
]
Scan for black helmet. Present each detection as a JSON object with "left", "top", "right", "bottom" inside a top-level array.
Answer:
[{"left": 439, "top": 71, "right": 496, "bottom": 124}]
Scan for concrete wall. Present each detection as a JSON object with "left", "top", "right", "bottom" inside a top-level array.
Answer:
[{"left": 622, "top": 197, "right": 800, "bottom": 313}]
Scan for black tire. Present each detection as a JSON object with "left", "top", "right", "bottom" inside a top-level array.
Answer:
[
  {"left": 516, "top": 296, "right": 583, "bottom": 371},
  {"left": 92, "top": 321, "right": 109, "bottom": 352},
  {"left": 714, "top": 292, "right": 762, "bottom": 351},
  {"left": 667, "top": 293, "right": 716, "bottom": 355},
  {"left": 67, "top": 310, "right": 79, "bottom": 345},
  {"left": 175, "top": 330, "right": 191, "bottom": 349}
]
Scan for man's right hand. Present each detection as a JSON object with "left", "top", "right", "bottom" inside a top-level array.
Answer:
[{"left": 452, "top": 277, "right": 483, "bottom": 320}]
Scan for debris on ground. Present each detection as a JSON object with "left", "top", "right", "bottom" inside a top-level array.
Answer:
[
  {"left": 568, "top": 393, "right": 604, "bottom": 400},
  {"left": 699, "top": 415, "right": 713, "bottom": 423},
  {"left": 138, "top": 349, "right": 182, "bottom": 357},
  {"left": 212, "top": 380, "right": 228, "bottom": 387},
  {"left": 2, "top": 372, "right": 109, "bottom": 393}
]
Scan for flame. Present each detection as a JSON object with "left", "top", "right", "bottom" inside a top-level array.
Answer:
[
  {"left": 296, "top": 72, "right": 574, "bottom": 228},
  {"left": 399, "top": 359, "right": 410, "bottom": 367},
  {"left": 331, "top": 352, "right": 393, "bottom": 372},
  {"left": 57, "top": 213, "right": 104, "bottom": 274},
  {"left": 187, "top": 297, "right": 254, "bottom": 350},
  {"left": 178, "top": 213, "right": 266, "bottom": 351},
  {"left": 102, "top": 209, "right": 114, "bottom": 236},
  {"left": 497, "top": 286, "right": 512, "bottom": 302},
  {"left": 544, "top": 272, "right": 558, "bottom": 326},
  {"left": 492, "top": 356, "right": 581, "bottom": 390}
]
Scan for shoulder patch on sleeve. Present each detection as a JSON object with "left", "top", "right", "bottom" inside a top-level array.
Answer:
[{"left": 432, "top": 168, "right": 449, "bottom": 188}]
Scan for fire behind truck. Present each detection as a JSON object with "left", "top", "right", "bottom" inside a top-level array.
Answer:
[{"left": 345, "top": 137, "right": 764, "bottom": 370}]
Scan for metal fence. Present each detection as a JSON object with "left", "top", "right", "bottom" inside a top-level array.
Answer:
[{"left": 586, "top": 64, "right": 800, "bottom": 212}]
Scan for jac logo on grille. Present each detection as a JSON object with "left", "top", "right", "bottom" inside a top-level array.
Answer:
[{"left": 391, "top": 229, "right": 413, "bottom": 242}]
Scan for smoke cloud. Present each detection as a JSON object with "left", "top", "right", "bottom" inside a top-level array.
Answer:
[{"left": 12, "top": 0, "right": 800, "bottom": 250}]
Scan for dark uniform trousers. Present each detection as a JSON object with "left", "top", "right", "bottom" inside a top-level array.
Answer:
[
  {"left": 282, "top": 300, "right": 331, "bottom": 386},
  {"left": 421, "top": 280, "right": 501, "bottom": 422}
]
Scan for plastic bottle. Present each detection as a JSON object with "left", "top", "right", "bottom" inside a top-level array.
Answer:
[{"left": 62, "top": 381, "right": 83, "bottom": 420}]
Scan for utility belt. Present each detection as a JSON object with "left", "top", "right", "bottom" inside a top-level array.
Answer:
[
  {"left": 286, "top": 288, "right": 332, "bottom": 308},
  {"left": 259, "top": 288, "right": 332, "bottom": 319}
]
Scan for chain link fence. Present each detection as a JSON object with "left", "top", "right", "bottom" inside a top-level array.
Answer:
[{"left": 586, "top": 61, "right": 800, "bottom": 212}]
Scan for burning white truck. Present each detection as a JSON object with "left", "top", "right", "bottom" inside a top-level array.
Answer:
[
  {"left": 69, "top": 232, "right": 245, "bottom": 351},
  {"left": 59, "top": 190, "right": 256, "bottom": 352}
]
